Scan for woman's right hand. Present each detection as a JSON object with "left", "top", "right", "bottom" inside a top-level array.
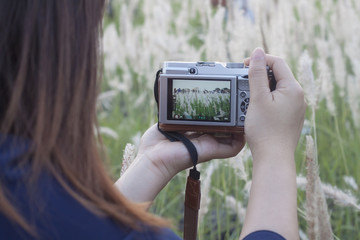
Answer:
[
  {"left": 240, "top": 48, "right": 305, "bottom": 240},
  {"left": 244, "top": 48, "right": 306, "bottom": 158}
]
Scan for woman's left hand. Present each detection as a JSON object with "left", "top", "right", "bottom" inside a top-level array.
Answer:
[{"left": 115, "top": 124, "right": 245, "bottom": 202}]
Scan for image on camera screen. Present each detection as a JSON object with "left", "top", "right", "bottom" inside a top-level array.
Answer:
[{"left": 169, "top": 79, "right": 231, "bottom": 122}]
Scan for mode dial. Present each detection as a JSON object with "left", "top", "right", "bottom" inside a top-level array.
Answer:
[{"left": 226, "top": 62, "right": 244, "bottom": 68}]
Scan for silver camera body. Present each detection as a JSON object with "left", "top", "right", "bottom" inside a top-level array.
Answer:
[{"left": 157, "top": 61, "right": 274, "bottom": 133}]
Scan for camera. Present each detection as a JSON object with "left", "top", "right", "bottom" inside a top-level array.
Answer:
[{"left": 155, "top": 61, "right": 276, "bottom": 133}]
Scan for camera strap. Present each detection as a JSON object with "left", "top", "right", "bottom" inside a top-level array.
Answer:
[
  {"left": 157, "top": 125, "right": 201, "bottom": 240},
  {"left": 155, "top": 70, "right": 201, "bottom": 240}
]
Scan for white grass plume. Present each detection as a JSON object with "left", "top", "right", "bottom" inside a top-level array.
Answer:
[
  {"left": 120, "top": 143, "right": 136, "bottom": 177},
  {"left": 343, "top": 176, "right": 358, "bottom": 191},
  {"left": 347, "top": 75, "right": 360, "bottom": 128},
  {"left": 317, "top": 59, "right": 336, "bottom": 116},
  {"left": 298, "top": 51, "right": 319, "bottom": 109},
  {"left": 305, "top": 135, "right": 334, "bottom": 240},
  {"left": 226, "top": 147, "right": 251, "bottom": 182},
  {"left": 99, "top": 126, "right": 119, "bottom": 140},
  {"left": 297, "top": 176, "right": 360, "bottom": 211}
]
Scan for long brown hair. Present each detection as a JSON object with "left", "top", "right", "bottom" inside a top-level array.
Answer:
[{"left": 0, "top": 0, "right": 167, "bottom": 235}]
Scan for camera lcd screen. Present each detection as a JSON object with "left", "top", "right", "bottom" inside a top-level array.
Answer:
[{"left": 168, "top": 79, "right": 231, "bottom": 122}]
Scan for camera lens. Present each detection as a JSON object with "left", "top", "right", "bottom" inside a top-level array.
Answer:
[{"left": 189, "top": 68, "right": 196, "bottom": 74}]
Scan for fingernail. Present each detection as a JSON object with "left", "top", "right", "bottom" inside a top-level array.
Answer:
[{"left": 251, "top": 48, "right": 265, "bottom": 61}]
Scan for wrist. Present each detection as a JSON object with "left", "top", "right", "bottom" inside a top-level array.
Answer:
[
  {"left": 142, "top": 140, "right": 195, "bottom": 178},
  {"left": 144, "top": 152, "right": 177, "bottom": 181},
  {"left": 116, "top": 153, "right": 174, "bottom": 203},
  {"left": 249, "top": 137, "right": 296, "bottom": 159},
  {"left": 250, "top": 145, "right": 296, "bottom": 169}
]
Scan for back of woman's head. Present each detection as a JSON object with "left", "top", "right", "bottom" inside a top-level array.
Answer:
[
  {"left": 0, "top": 0, "right": 167, "bottom": 235},
  {"left": 0, "top": 0, "right": 103, "bottom": 153}
]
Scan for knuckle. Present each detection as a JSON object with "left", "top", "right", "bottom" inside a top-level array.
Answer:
[
  {"left": 274, "top": 56, "right": 285, "bottom": 63},
  {"left": 271, "top": 56, "right": 286, "bottom": 69}
]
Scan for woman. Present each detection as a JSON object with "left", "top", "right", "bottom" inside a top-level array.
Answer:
[{"left": 0, "top": 1, "right": 305, "bottom": 239}]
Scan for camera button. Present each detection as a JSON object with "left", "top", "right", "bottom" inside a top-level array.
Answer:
[
  {"left": 239, "top": 116, "right": 246, "bottom": 122},
  {"left": 189, "top": 68, "right": 197, "bottom": 74},
  {"left": 240, "top": 91, "right": 247, "bottom": 98},
  {"left": 240, "top": 102, "right": 246, "bottom": 112}
]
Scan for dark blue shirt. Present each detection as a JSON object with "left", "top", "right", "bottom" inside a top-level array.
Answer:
[
  {"left": 0, "top": 135, "right": 181, "bottom": 240},
  {"left": 0, "top": 135, "right": 285, "bottom": 240},
  {"left": 243, "top": 230, "right": 286, "bottom": 240}
]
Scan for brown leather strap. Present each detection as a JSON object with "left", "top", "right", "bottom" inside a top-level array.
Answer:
[{"left": 183, "top": 175, "right": 201, "bottom": 240}]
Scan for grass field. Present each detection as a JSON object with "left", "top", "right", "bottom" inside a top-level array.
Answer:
[
  {"left": 173, "top": 91, "right": 231, "bottom": 121},
  {"left": 99, "top": 0, "right": 360, "bottom": 239}
]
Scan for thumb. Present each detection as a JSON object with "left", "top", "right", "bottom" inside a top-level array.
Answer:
[{"left": 248, "top": 48, "right": 269, "bottom": 99}]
